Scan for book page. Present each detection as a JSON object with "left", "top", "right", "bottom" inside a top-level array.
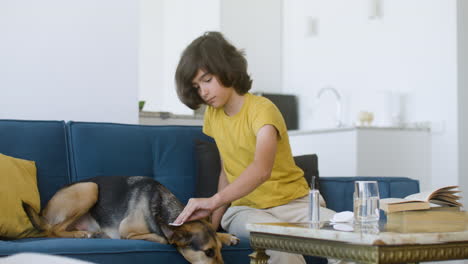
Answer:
[
  {"left": 404, "top": 185, "right": 459, "bottom": 202},
  {"left": 380, "top": 198, "right": 427, "bottom": 205},
  {"left": 427, "top": 186, "right": 459, "bottom": 200},
  {"left": 404, "top": 191, "right": 432, "bottom": 201}
]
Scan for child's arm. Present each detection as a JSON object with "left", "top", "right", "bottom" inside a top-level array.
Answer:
[
  {"left": 172, "top": 124, "right": 278, "bottom": 225},
  {"left": 212, "top": 124, "right": 277, "bottom": 206}
]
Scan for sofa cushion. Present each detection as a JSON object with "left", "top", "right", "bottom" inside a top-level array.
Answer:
[
  {"left": 67, "top": 122, "right": 156, "bottom": 181},
  {"left": 293, "top": 154, "right": 320, "bottom": 190},
  {"left": 0, "top": 154, "right": 43, "bottom": 239},
  {"left": 194, "top": 139, "right": 220, "bottom": 198},
  {"left": 0, "top": 120, "right": 70, "bottom": 207},
  {"left": 153, "top": 130, "right": 212, "bottom": 204},
  {"left": 0, "top": 237, "right": 251, "bottom": 264},
  {"left": 320, "top": 177, "right": 420, "bottom": 212},
  {"left": 67, "top": 122, "right": 211, "bottom": 204}
]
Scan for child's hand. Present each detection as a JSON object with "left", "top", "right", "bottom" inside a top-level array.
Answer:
[{"left": 172, "top": 197, "right": 218, "bottom": 225}]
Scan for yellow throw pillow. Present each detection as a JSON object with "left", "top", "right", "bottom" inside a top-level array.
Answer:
[{"left": 0, "top": 153, "right": 44, "bottom": 239}]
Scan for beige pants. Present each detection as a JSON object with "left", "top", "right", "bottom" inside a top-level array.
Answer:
[{"left": 221, "top": 195, "right": 336, "bottom": 264}]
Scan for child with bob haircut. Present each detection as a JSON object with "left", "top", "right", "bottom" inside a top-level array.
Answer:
[{"left": 172, "top": 31, "right": 335, "bottom": 264}]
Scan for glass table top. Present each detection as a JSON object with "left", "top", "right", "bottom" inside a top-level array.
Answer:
[{"left": 247, "top": 209, "right": 468, "bottom": 245}]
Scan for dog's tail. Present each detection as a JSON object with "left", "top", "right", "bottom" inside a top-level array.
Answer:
[{"left": 22, "top": 201, "right": 50, "bottom": 232}]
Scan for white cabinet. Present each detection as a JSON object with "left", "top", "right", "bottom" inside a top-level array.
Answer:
[
  {"left": 139, "top": 111, "right": 203, "bottom": 126},
  {"left": 288, "top": 127, "right": 431, "bottom": 190}
]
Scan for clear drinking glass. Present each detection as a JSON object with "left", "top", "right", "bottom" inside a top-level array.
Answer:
[
  {"left": 353, "top": 181, "right": 380, "bottom": 223},
  {"left": 308, "top": 189, "right": 320, "bottom": 224}
]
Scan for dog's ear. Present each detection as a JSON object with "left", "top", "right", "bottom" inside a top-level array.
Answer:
[
  {"left": 160, "top": 223, "right": 190, "bottom": 246},
  {"left": 160, "top": 223, "right": 176, "bottom": 241}
]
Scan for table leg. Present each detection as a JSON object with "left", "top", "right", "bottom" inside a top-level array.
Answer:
[{"left": 249, "top": 248, "right": 269, "bottom": 264}]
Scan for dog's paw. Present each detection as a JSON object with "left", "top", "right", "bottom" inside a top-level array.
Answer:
[
  {"left": 217, "top": 232, "right": 240, "bottom": 246},
  {"left": 227, "top": 234, "right": 240, "bottom": 246},
  {"left": 73, "top": 231, "right": 93, "bottom": 238}
]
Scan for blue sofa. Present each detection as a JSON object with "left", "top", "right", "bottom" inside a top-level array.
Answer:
[{"left": 0, "top": 119, "right": 420, "bottom": 263}]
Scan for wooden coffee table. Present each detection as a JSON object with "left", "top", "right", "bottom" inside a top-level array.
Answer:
[{"left": 247, "top": 210, "right": 468, "bottom": 264}]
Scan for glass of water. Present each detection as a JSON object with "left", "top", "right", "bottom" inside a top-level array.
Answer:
[{"left": 353, "top": 181, "right": 380, "bottom": 223}]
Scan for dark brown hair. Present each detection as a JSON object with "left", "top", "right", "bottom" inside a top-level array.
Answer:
[{"left": 175, "top": 31, "right": 252, "bottom": 109}]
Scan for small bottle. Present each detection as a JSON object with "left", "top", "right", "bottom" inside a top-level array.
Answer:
[{"left": 308, "top": 176, "right": 320, "bottom": 223}]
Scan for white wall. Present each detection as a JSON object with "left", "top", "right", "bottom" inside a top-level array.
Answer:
[
  {"left": 139, "top": 0, "right": 282, "bottom": 114},
  {"left": 139, "top": 0, "right": 220, "bottom": 115},
  {"left": 458, "top": 0, "right": 468, "bottom": 209},
  {"left": 220, "top": 0, "right": 283, "bottom": 94},
  {"left": 283, "top": 0, "right": 461, "bottom": 191},
  {"left": 139, "top": 0, "right": 164, "bottom": 114},
  {"left": 0, "top": 0, "right": 138, "bottom": 123}
]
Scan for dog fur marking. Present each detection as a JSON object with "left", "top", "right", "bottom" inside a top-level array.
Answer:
[{"left": 42, "top": 182, "right": 98, "bottom": 238}]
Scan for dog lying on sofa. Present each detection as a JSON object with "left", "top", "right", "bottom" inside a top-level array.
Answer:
[{"left": 23, "top": 175, "right": 239, "bottom": 264}]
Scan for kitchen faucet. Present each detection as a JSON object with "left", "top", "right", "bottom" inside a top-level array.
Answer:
[{"left": 316, "top": 86, "right": 343, "bottom": 128}]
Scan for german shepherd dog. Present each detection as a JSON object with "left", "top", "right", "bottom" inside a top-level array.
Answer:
[{"left": 23, "top": 176, "right": 239, "bottom": 264}]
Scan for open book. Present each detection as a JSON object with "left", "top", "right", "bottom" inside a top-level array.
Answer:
[{"left": 380, "top": 186, "right": 463, "bottom": 213}]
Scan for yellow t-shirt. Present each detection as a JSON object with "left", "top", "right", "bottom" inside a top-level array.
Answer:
[{"left": 203, "top": 93, "right": 309, "bottom": 209}]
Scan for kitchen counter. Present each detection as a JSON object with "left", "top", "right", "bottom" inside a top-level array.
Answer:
[
  {"left": 288, "top": 125, "right": 430, "bottom": 135},
  {"left": 139, "top": 111, "right": 203, "bottom": 126}
]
